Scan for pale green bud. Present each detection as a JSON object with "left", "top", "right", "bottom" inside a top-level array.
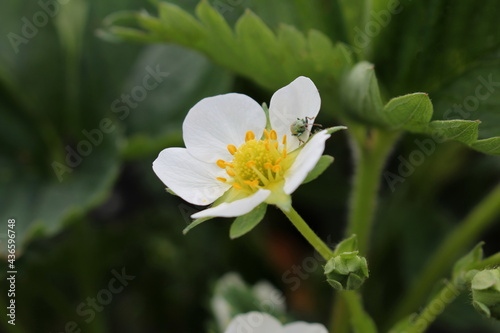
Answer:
[
  {"left": 324, "top": 251, "right": 369, "bottom": 290},
  {"left": 471, "top": 268, "right": 500, "bottom": 320}
]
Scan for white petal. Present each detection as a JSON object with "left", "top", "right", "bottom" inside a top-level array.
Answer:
[
  {"left": 192, "top": 189, "right": 270, "bottom": 218},
  {"left": 284, "top": 322, "right": 328, "bottom": 333},
  {"left": 225, "top": 312, "right": 283, "bottom": 333},
  {"left": 152, "top": 148, "right": 230, "bottom": 205},
  {"left": 183, "top": 93, "right": 266, "bottom": 163},
  {"left": 269, "top": 76, "right": 321, "bottom": 151},
  {"left": 283, "top": 130, "right": 330, "bottom": 195}
]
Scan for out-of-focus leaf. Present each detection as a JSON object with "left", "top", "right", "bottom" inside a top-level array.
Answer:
[
  {"left": 431, "top": 61, "right": 500, "bottom": 139},
  {"left": 119, "top": 44, "right": 233, "bottom": 159},
  {"left": 0, "top": 129, "right": 120, "bottom": 257},
  {"left": 101, "top": 1, "right": 354, "bottom": 98},
  {"left": 372, "top": 0, "right": 500, "bottom": 95}
]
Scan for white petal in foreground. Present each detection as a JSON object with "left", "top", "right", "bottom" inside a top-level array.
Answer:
[
  {"left": 284, "top": 322, "right": 329, "bottom": 333},
  {"left": 153, "top": 148, "right": 230, "bottom": 206},
  {"left": 183, "top": 93, "right": 266, "bottom": 163},
  {"left": 269, "top": 76, "right": 321, "bottom": 151},
  {"left": 192, "top": 189, "right": 270, "bottom": 219},
  {"left": 283, "top": 130, "right": 330, "bottom": 195},
  {"left": 225, "top": 312, "right": 283, "bottom": 333}
]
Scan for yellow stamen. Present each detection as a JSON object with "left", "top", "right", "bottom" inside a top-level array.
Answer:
[
  {"left": 274, "top": 141, "right": 278, "bottom": 149},
  {"left": 216, "top": 159, "right": 227, "bottom": 169},
  {"left": 227, "top": 144, "right": 237, "bottom": 155},
  {"left": 264, "top": 162, "right": 273, "bottom": 170},
  {"left": 263, "top": 129, "right": 270, "bottom": 139},
  {"left": 245, "top": 131, "right": 255, "bottom": 141},
  {"left": 282, "top": 148, "right": 287, "bottom": 158},
  {"left": 272, "top": 165, "right": 281, "bottom": 173},
  {"left": 275, "top": 158, "right": 282, "bottom": 165},
  {"left": 226, "top": 169, "right": 235, "bottom": 177},
  {"left": 216, "top": 177, "right": 227, "bottom": 182},
  {"left": 232, "top": 183, "right": 243, "bottom": 190},
  {"left": 246, "top": 161, "right": 256, "bottom": 168},
  {"left": 282, "top": 135, "right": 287, "bottom": 145},
  {"left": 244, "top": 180, "right": 259, "bottom": 187},
  {"left": 270, "top": 130, "right": 277, "bottom": 140}
]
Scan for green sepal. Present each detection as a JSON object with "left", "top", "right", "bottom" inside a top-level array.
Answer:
[
  {"left": 324, "top": 125, "right": 348, "bottom": 135},
  {"left": 302, "top": 155, "right": 334, "bottom": 184},
  {"left": 229, "top": 203, "right": 267, "bottom": 239},
  {"left": 452, "top": 242, "right": 484, "bottom": 287},
  {"left": 471, "top": 268, "right": 500, "bottom": 320},
  {"left": 324, "top": 235, "right": 369, "bottom": 291},
  {"left": 333, "top": 234, "right": 359, "bottom": 255},
  {"left": 166, "top": 187, "right": 177, "bottom": 196},
  {"left": 182, "top": 216, "right": 215, "bottom": 235}
]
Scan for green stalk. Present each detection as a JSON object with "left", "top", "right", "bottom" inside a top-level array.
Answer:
[
  {"left": 331, "top": 126, "right": 399, "bottom": 333},
  {"left": 401, "top": 282, "right": 462, "bottom": 333},
  {"left": 346, "top": 126, "right": 399, "bottom": 255},
  {"left": 470, "top": 252, "right": 500, "bottom": 271},
  {"left": 390, "top": 182, "right": 500, "bottom": 325},
  {"left": 279, "top": 206, "right": 334, "bottom": 260}
]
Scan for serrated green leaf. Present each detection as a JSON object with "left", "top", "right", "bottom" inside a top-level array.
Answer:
[
  {"left": 471, "top": 137, "right": 500, "bottom": 155},
  {"left": 383, "top": 93, "right": 433, "bottom": 128},
  {"left": 302, "top": 155, "right": 334, "bottom": 185},
  {"left": 229, "top": 203, "right": 267, "bottom": 239},
  {"left": 235, "top": 10, "right": 279, "bottom": 70},
  {"left": 101, "top": 1, "right": 354, "bottom": 95},
  {"left": 183, "top": 216, "right": 215, "bottom": 235},
  {"left": 159, "top": 2, "right": 206, "bottom": 46},
  {"left": 425, "top": 120, "right": 480, "bottom": 144}
]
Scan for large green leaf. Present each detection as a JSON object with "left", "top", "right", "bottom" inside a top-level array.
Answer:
[
  {"left": 0, "top": 0, "right": 151, "bottom": 256},
  {"left": 371, "top": 0, "right": 500, "bottom": 95}
]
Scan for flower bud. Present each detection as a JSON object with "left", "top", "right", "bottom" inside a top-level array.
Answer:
[
  {"left": 471, "top": 268, "right": 500, "bottom": 320},
  {"left": 324, "top": 251, "right": 369, "bottom": 290}
]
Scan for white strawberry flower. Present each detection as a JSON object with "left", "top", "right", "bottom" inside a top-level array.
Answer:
[
  {"left": 224, "top": 312, "right": 328, "bottom": 333},
  {"left": 153, "top": 76, "right": 331, "bottom": 218}
]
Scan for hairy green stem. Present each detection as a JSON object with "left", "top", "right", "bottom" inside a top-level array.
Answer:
[
  {"left": 390, "top": 182, "right": 500, "bottom": 325},
  {"left": 280, "top": 206, "right": 334, "bottom": 260},
  {"left": 346, "top": 126, "right": 399, "bottom": 255},
  {"left": 470, "top": 252, "right": 500, "bottom": 271},
  {"left": 401, "top": 282, "right": 462, "bottom": 333},
  {"left": 331, "top": 126, "right": 398, "bottom": 333}
]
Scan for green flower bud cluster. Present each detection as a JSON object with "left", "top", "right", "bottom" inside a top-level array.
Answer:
[
  {"left": 324, "top": 235, "right": 369, "bottom": 291},
  {"left": 471, "top": 268, "right": 500, "bottom": 320}
]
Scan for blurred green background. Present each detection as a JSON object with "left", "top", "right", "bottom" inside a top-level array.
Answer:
[{"left": 0, "top": 0, "right": 499, "bottom": 332}]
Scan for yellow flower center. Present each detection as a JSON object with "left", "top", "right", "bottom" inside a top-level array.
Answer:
[{"left": 216, "top": 129, "right": 292, "bottom": 193}]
